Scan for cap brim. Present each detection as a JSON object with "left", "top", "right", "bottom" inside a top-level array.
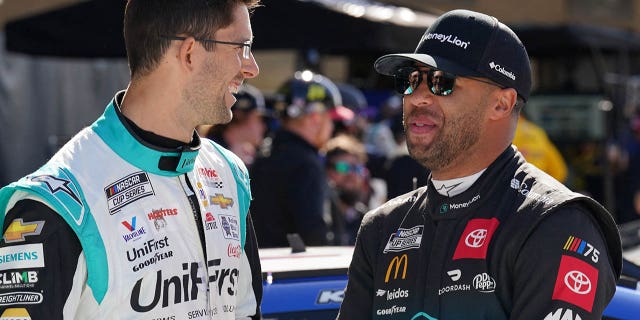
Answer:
[{"left": 374, "top": 53, "right": 483, "bottom": 78}]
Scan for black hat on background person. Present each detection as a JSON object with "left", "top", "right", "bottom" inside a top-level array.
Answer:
[
  {"left": 274, "top": 70, "right": 343, "bottom": 119},
  {"left": 233, "top": 83, "right": 274, "bottom": 118},
  {"left": 374, "top": 9, "right": 532, "bottom": 102}
]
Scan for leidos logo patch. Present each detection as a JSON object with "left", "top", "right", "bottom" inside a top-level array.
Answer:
[{"left": 3, "top": 219, "right": 45, "bottom": 243}]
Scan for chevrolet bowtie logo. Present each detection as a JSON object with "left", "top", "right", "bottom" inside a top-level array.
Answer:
[
  {"left": 210, "top": 194, "right": 234, "bottom": 209},
  {"left": 3, "top": 219, "right": 45, "bottom": 243}
]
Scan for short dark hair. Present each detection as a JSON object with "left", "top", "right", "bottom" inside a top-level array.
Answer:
[{"left": 124, "top": 0, "right": 260, "bottom": 79}]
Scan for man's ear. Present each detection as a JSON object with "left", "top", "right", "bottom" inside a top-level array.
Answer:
[
  {"left": 489, "top": 88, "right": 517, "bottom": 120},
  {"left": 177, "top": 37, "right": 198, "bottom": 71}
]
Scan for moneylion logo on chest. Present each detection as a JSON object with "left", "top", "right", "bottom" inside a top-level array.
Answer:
[{"left": 384, "top": 226, "right": 423, "bottom": 253}]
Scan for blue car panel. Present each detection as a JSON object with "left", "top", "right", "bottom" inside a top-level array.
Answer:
[{"left": 260, "top": 246, "right": 640, "bottom": 319}]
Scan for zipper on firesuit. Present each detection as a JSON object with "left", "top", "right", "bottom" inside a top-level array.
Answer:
[{"left": 178, "top": 174, "right": 210, "bottom": 293}]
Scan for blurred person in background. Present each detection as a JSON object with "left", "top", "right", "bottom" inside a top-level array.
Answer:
[
  {"left": 513, "top": 113, "right": 568, "bottom": 183},
  {"left": 611, "top": 112, "right": 640, "bottom": 223},
  {"left": 200, "top": 83, "right": 270, "bottom": 167},
  {"left": 250, "top": 70, "right": 340, "bottom": 248},
  {"left": 323, "top": 134, "right": 370, "bottom": 245}
]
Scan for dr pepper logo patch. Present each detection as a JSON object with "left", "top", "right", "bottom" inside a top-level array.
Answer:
[
  {"left": 452, "top": 218, "right": 499, "bottom": 260},
  {"left": 552, "top": 255, "right": 598, "bottom": 312}
]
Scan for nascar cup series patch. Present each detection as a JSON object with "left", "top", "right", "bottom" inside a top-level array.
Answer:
[{"left": 384, "top": 226, "right": 424, "bottom": 253}]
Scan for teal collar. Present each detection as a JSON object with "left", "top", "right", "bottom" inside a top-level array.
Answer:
[{"left": 91, "top": 97, "right": 200, "bottom": 177}]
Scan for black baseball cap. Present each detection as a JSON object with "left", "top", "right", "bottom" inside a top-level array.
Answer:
[
  {"left": 233, "top": 83, "right": 274, "bottom": 117},
  {"left": 374, "top": 9, "right": 532, "bottom": 101}
]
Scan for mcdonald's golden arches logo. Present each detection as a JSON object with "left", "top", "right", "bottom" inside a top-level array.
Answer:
[{"left": 385, "top": 254, "right": 408, "bottom": 283}]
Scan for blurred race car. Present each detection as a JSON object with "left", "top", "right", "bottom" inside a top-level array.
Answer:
[{"left": 259, "top": 244, "right": 640, "bottom": 320}]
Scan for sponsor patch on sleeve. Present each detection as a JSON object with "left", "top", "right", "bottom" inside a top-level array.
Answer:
[
  {"left": 552, "top": 255, "right": 598, "bottom": 312},
  {"left": 452, "top": 218, "right": 499, "bottom": 260},
  {"left": 0, "top": 307, "right": 31, "bottom": 320},
  {"left": 0, "top": 244, "right": 45, "bottom": 271},
  {"left": 3, "top": 219, "right": 45, "bottom": 244}
]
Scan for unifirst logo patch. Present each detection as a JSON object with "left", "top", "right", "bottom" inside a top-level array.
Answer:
[
  {"left": 552, "top": 255, "right": 598, "bottom": 312},
  {"left": 452, "top": 218, "right": 499, "bottom": 260},
  {"left": 3, "top": 219, "right": 45, "bottom": 243}
]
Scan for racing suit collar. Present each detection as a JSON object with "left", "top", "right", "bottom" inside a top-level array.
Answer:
[
  {"left": 427, "top": 146, "right": 518, "bottom": 220},
  {"left": 91, "top": 91, "right": 201, "bottom": 176}
]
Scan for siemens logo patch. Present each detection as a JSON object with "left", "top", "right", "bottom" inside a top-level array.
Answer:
[
  {"left": 384, "top": 226, "right": 423, "bottom": 253},
  {"left": 0, "top": 244, "right": 44, "bottom": 271},
  {"left": 105, "top": 172, "right": 155, "bottom": 214}
]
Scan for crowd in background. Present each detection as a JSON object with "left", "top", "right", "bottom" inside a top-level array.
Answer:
[{"left": 202, "top": 70, "right": 640, "bottom": 249}]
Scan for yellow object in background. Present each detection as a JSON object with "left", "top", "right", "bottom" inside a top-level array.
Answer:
[{"left": 513, "top": 115, "right": 568, "bottom": 183}]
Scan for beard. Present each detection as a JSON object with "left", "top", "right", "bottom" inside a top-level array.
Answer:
[
  {"left": 183, "top": 57, "right": 234, "bottom": 126},
  {"left": 405, "top": 102, "right": 485, "bottom": 171}
]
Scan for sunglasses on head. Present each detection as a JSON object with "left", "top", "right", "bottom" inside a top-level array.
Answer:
[
  {"left": 393, "top": 66, "right": 504, "bottom": 96},
  {"left": 334, "top": 161, "right": 366, "bottom": 175}
]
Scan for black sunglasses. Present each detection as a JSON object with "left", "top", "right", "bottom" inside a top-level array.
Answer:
[{"left": 393, "top": 66, "right": 503, "bottom": 96}]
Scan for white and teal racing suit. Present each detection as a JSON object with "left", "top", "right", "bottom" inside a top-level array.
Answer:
[{"left": 0, "top": 92, "right": 262, "bottom": 319}]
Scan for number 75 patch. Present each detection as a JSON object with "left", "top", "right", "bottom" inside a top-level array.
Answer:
[{"left": 563, "top": 236, "right": 600, "bottom": 263}]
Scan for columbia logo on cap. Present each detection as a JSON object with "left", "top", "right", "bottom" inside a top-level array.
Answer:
[{"left": 489, "top": 62, "right": 516, "bottom": 81}]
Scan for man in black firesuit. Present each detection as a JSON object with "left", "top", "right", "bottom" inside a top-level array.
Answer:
[{"left": 338, "top": 9, "right": 621, "bottom": 320}]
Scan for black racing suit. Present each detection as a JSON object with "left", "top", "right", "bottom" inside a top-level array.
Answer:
[{"left": 338, "top": 146, "right": 621, "bottom": 320}]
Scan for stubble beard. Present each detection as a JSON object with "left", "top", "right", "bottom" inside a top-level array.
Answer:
[
  {"left": 405, "top": 105, "right": 485, "bottom": 171},
  {"left": 184, "top": 58, "right": 233, "bottom": 126}
]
